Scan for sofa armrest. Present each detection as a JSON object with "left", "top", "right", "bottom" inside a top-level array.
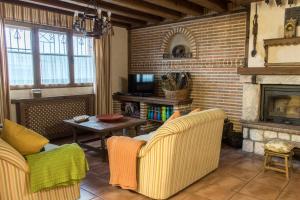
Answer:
[{"left": 0, "top": 138, "right": 29, "bottom": 173}]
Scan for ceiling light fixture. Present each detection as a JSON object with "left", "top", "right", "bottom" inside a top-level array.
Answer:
[{"left": 73, "top": 0, "right": 113, "bottom": 38}]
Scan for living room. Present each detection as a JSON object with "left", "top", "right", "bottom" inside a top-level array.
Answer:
[{"left": 0, "top": 0, "right": 300, "bottom": 200}]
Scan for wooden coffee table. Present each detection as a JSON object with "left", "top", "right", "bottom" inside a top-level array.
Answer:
[{"left": 64, "top": 116, "right": 146, "bottom": 160}]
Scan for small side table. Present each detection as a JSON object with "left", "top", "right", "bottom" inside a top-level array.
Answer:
[{"left": 264, "top": 149, "right": 294, "bottom": 179}]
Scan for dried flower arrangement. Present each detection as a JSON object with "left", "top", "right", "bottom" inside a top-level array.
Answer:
[{"left": 161, "top": 72, "right": 191, "bottom": 100}]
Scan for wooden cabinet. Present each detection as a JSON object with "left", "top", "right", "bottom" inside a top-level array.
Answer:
[{"left": 11, "top": 94, "right": 94, "bottom": 139}]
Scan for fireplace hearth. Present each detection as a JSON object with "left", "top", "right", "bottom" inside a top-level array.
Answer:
[{"left": 260, "top": 85, "right": 300, "bottom": 126}]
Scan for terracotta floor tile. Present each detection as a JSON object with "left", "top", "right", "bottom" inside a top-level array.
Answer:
[
  {"left": 224, "top": 165, "right": 261, "bottom": 181},
  {"left": 230, "top": 193, "right": 260, "bottom": 200},
  {"left": 235, "top": 158, "right": 263, "bottom": 171},
  {"left": 52, "top": 137, "right": 300, "bottom": 200},
  {"left": 277, "top": 181, "right": 300, "bottom": 200},
  {"left": 253, "top": 171, "right": 288, "bottom": 189},
  {"left": 100, "top": 187, "right": 144, "bottom": 200},
  {"left": 194, "top": 184, "right": 236, "bottom": 200},
  {"left": 169, "top": 191, "right": 210, "bottom": 200},
  {"left": 187, "top": 173, "right": 246, "bottom": 193},
  {"left": 239, "top": 181, "right": 282, "bottom": 200},
  {"left": 81, "top": 177, "right": 111, "bottom": 196}
]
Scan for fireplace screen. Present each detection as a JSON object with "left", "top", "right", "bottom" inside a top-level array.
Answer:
[{"left": 261, "top": 85, "right": 300, "bottom": 126}]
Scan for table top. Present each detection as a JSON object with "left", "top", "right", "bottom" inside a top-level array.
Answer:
[{"left": 63, "top": 116, "right": 147, "bottom": 133}]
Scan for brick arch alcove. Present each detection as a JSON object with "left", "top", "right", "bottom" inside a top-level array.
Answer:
[{"left": 161, "top": 27, "right": 197, "bottom": 58}]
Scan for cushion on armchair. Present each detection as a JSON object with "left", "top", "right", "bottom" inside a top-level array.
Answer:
[{"left": 1, "top": 119, "right": 49, "bottom": 156}]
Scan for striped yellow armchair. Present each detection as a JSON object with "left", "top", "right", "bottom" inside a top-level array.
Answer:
[
  {"left": 0, "top": 138, "right": 80, "bottom": 200},
  {"left": 136, "top": 108, "right": 226, "bottom": 199}
]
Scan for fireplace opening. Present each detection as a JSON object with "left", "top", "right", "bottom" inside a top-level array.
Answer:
[{"left": 260, "top": 85, "right": 300, "bottom": 126}]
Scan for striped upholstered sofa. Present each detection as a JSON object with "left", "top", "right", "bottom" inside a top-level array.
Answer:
[
  {"left": 0, "top": 138, "right": 80, "bottom": 200},
  {"left": 135, "top": 108, "right": 226, "bottom": 199}
]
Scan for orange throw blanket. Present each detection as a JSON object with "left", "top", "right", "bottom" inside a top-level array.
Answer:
[{"left": 107, "top": 136, "right": 146, "bottom": 190}]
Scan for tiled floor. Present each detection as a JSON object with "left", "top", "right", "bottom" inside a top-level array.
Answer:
[{"left": 54, "top": 137, "right": 300, "bottom": 200}]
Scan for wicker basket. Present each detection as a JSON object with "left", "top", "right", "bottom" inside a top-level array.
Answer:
[{"left": 163, "top": 89, "right": 189, "bottom": 100}]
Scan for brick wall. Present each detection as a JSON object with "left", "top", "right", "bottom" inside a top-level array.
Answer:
[{"left": 129, "top": 12, "right": 247, "bottom": 131}]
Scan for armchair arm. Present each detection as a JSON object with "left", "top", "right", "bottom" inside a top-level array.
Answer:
[{"left": 0, "top": 139, "right": 29, "bottom": 173}]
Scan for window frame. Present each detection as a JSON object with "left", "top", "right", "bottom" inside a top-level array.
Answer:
[{"left": 4, "top": 20, "right": 94, "bottom": 90}]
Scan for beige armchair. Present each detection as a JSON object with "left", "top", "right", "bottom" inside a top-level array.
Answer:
[
  {"left": 0, "top": 138, "right": 80, "bottom": 200},
  {"left": 135, "top": 108, "right": 226, "bottom": 199}
]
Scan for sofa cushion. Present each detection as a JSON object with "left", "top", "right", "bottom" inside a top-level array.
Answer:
[
  {"left": 1, "top": 119, "right": 49, "bottom": 156},
  {"left": 134, "top": 131, "right": 156, "bottom": 142}
]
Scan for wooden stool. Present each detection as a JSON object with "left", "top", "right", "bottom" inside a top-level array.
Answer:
[{"left": 264, "top": 149, "right": 294, "bottom": 179}]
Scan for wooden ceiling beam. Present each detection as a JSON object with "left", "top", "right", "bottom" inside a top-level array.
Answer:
[
  {"left": 27, "top": 0, "right": 144, "bottom": 26},
  {"left": 143, "top": 0, "right": 204, "bottom": 16},
  {"left": 100, "top": 0, "right": 182, "bottom": 19},
  {"left": 188, "top": 0, "right": 227, "bottom": 12},
  {"left": 68, "top": 0, "right": 163, "bottom": 23},
  {"left": 17, "top": 0, "right": 132, "bottom": 28},
  {"left": 230, "top": 0, "right": 263, "bottom": 6}
]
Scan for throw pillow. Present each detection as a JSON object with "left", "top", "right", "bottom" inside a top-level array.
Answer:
[
  {"left": 1, "top": 119, "right": 49, "bottom": 156},
  {"left": 165, "top": 111, "right": 181, "bottom": 123}
]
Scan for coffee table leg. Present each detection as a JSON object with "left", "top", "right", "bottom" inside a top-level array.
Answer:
[
  {"left": 100, "top": 135, "right": 108, "bottom": 162},
  {"left": 72, "top": 127, "right": 78, "bottom": 143},
  {"left": 135, "top": 126, "right": 141, "bottom": 136}
]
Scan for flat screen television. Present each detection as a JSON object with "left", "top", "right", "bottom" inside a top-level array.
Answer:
[{"left": 128, "top": 74, "right": 155, "bottom": 95}]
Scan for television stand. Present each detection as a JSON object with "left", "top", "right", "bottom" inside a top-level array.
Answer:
[
  {"left": 112, "top": 94, "right": 193, "bottom": 133},
  {"left": 128, "top": 93, "right": 153, "bottom": 97}
]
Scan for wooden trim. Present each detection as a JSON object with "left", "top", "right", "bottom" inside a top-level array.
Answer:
[
  {"left": 11, "top": 94, "right": 94, "bottom": 103},
  {"left": 32, "top": 26, "right": 41, "bottom": 88},
  {"left": 264, "top": 37, "right": 300, "bottom": 67},
  {"left": 67, "top": 30, "right": 75, "bottom": 85},
  {"left": 237, "top": 67, "right": 300, "bottom": 75},
  {"left": 10, "top": 84, "right": 93, "bottom": 90},
  {"left": 264, "top": 37, "right": 300, "bottom": 46},
  {"left": 265, "top": 63, "right": 300, "bottom": 67}
]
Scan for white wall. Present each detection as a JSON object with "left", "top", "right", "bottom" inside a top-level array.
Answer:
[
  {"left": 111, "top": 26, "right": 128, "bottom": 93},
  {"left": 248, "top": 1, "right": 300, "bottom": 67},
  {"left": 10, "top": 26, "right": 128, "bottom": 121}
]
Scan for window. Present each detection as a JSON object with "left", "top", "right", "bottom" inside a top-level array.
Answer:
[
  {"left": 39, "top": 30, "right": 69, "bottom": 85},
  {"left": 4, "top": 24, "right": 95, "bottom": 88},
  {"left": 5, "top": 26, "right": 34, "bottom": 86},
  {"left": 73, "top": 35, "right": 94, "bottom": 83}
]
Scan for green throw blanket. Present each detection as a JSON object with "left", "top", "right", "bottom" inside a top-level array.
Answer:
[{"left": 26, "top": 143, "right": 89, "bottom": 192}]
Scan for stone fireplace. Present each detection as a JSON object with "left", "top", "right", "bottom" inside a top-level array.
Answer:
[{"left": 240, "top": 75, "right": 300, "bottom": 155}]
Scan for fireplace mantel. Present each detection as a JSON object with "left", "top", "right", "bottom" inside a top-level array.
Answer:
[
  {"left": 241, "top": 120, "right": 300, "bottom": 135},
  {"left": 237, "top": 67, "right": 300, "bottom": 75}
]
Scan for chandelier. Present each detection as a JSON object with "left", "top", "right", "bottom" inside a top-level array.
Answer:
[{"left": 73, "top": 0, "right": 113, "bottom": 38}]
